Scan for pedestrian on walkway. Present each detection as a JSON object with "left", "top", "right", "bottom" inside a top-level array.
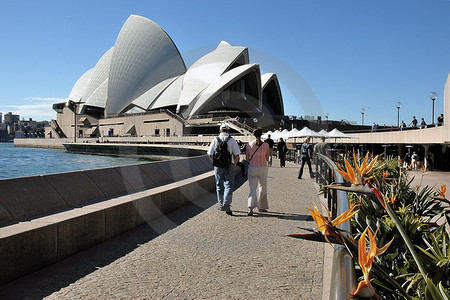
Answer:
[
  {"left": 409, "top": 116, "right": 418, "bottom": 127},
  {"left": 313, "top": 136, "right": 330, "bottom": 183},
  {"left": 277, "top": 138, "right": 288, "bottom": 167},
  {"left": 411, "top": 151, "right": 419, "bottom": 170},
  {"left": 265, "top": 134, "right": 274, "bottom": 167},
  {"left": 246, "top": 128, "right": 269, "bottom": 216},
  {"left": 298, "top": 138, "right": 314, "bottom": 179},
  {"left": 420, "top": 117, "right": 427, "bottom": 129},
  {"left": 437, "top": 114, "right": 444, "bottom": 126},
  {"left": 207, "top": 123, "right": 241, "bottom": 215}
]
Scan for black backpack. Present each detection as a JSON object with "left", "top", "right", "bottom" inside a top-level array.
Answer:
[{"left": 213, "top": 136, "right": 232, "bottom": 168}]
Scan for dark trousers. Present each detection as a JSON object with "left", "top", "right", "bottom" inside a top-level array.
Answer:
[
  {"left": 279, "top": 154, "right": 286, "bottom": 167},
  {"left": 298, "top": 156, "right": 313, "bottom": 179}
]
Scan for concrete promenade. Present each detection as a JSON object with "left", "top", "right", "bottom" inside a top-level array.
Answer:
[{"left": 0, "top": 159, "right": 326, "bottom": 299}]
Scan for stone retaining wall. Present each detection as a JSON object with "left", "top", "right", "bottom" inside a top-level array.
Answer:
[{"left": 0, "top": 156, "right": 215, "bottom": 284}]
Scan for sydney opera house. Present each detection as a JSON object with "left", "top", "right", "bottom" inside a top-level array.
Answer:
[{"left": 50, "top": 15, "right": 284, "bottom": 139}]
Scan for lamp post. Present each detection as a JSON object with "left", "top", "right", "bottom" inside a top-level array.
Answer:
[
  {"left": 395, "top": 101, "right": 402, "bottom": 128},
  {"left": 361, "top": 108, "right": 365, "bottom": 126},
  {"left": 68, "top": 100, "right": 78, "bottom": 143},
  {"left": 325, "top": 112, "right": 329, "bottom": 129},
  {"left": 430, "top": 92, "right": 438, "bottom": 125}
]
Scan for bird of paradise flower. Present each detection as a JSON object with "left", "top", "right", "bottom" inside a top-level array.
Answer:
[{"left": 351, "top": 227, "right": 393, "bottom": 299}]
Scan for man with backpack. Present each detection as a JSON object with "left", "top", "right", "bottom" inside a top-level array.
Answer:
[
  {"left": 207, "top": 123, "right": 241, "bottom": 215},
  {"left": 298, "top": 138, "right": 314, "bottom": 179}
]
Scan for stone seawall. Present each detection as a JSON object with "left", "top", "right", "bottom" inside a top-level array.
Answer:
[{"left": 0, "top": 156, "right": 216, "bottom": 284}]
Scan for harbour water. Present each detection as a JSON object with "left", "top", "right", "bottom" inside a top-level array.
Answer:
[{"left": 0, "top": 142, "right": 151, "bottom": 180}]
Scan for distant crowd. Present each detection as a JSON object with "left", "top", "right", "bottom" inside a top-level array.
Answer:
[{"left": 371, "top": 113, "right": 444, "bottom": 132}]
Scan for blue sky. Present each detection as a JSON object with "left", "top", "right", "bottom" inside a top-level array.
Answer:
[{"left": 0, "top": 0, "right": 449, "bottom": 126}]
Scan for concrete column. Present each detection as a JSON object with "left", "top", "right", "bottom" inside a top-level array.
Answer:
[
  {"left": 397, "top": 144, "right": 404, "bottom": 161},
  {"left": 423, "top": 144, "right": 431, "bottom": 170}
]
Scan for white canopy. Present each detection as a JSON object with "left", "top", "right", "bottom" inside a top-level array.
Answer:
[
  {"left": 286, "top": 128, "right": 300, "bottom": 138},
  {"left": 289, "top": 127, "right": 322, "bottom": 138},
  {"left": 262, "top": 130, "right": 273, "bottom": 139},
  {"left": 318, "top": 129, "right": 329, "bottom": 137},
  {"left": 327, "top": 128, "right": 355, "bottom": 139},
  {"left": 279, "top": 129, "right": 290, "bottom": 139},
  {"left": 270, "top": 130, "right": 282, "bottom": 140}
]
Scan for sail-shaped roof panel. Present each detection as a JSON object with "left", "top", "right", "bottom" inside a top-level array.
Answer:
[
  {"left": 81, "top": 47, "right": 114, "bottom": 103},
  {"left": 261, "top": 73, "right": 284, "bottom": 116},
  {"left": 178, "top": 41, "right": 249, "bottom": 110},
  {"left": 187, "top": 64, "right": 260, "bottom": 118},
  {"left": 129, "top": 76, "right": 178, "bottom": 110},
  {"left": 67, "top": 68, "right": 94, "bottom": 104},
  {"left": 80, "top": 78, "right": 109, "bottom": 114},
  {"left": 150, "top": 75, "right": 184, "bottom": 110},
  {"left": 106, "top": 15, "right": 186, "bottom": 116}
]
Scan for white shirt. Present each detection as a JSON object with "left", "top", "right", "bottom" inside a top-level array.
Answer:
[{"left": 207, "top": 133, "right": 241, "bottom": 164}]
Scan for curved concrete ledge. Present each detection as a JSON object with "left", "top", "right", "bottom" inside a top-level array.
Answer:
[
  {"left": 0, "top": 156, "right": 216, "bottom": 284},
  {"left": 62, "top": 143, "right": 208, "bottom": 158}
]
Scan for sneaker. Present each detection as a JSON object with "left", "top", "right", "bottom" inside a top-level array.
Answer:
[
  {"left": 247, "top": 209, "right": 253, "bottom": 216},
  {"left": 226, "top": 210, "right": 233, "bottom": 216},
  {"left": 218, "top": 206, "right": 226, "bottom": 211},
  {"left": 259, "top": 209, "right": 268, "bottom": 212}
]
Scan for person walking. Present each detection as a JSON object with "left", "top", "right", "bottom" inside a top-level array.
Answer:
[
  {"left": 298, "top": 138, "right": 314, "bottom": 179},
  {"left": 313, "top": 136, "right": 330, "bottom": 183},
  {"left": 265, "top": 134, "right": 274, "bottom": 167},
  {"left": 411, "top": 151, "right": 419, "bottom": 170},
  {"left": 246, "top": 128, "right": 269, "bottom": 216},
  {"left": 277, "top": 137, "right": 288, "bottom": 167},
  {"left": 420, "top": 117, "right": 427, "bottom": 129},
  {"left": 409, "top": 116, "right": 418, "bottom": 127},
  {"left": 207, "top": 123, "right": 241, "bottom": 216},
  {"left": 437, "top": 114, "right": 444, "bottom": 126}
]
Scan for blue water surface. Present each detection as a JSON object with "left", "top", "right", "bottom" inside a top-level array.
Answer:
[{"left": 0, "top": 142, "right": 151, "bottom": 179}]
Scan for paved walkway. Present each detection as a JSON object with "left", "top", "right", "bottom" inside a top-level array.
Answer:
[
  {"left": 0, "top": 160, "right": 325, "bottom": 299},
  {"left": 409, "top": 170, "right": 449, "bottom": 198}
]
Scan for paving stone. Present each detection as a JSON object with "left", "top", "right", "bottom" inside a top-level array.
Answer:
[{"left": 0, "top": 160, "right": 325, "bottom": 299}]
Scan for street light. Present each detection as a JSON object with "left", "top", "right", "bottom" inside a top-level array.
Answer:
[
  {"left": 360, "top": 108, "right": 365, "bottom": 126},
  {"left": 395, "top": 101, "right": 402, "bottom": 128},
  {"left": 430, "top": 92, "right": 438, "bottom": 125},
  {"left": 324, "top": 113, "right": 329, "bottom": 128}
]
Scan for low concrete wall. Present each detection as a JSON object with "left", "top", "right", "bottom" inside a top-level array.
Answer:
[{"left": 0, "top": 156, "right": 217, "bottom": 284}]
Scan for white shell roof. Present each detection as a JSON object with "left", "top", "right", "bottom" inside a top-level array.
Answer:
[
  {"left": 105, "top": 15, "right": 186, "bottom": 116},
  {"left": 67, "top": 68, "right": 93, "bottom": 104},
  {"left": 178, "top": 41, "right": 248, "bottom": 110},
  {"left": 83, "top": 78, "right": 109, "bottom": 109},
  {"left": 187, "top": 64, "right": 260, "bottom": 118},
  {"left": 129, "top": 76, "right": 178, "bottom": 111},
  {"left": 82, "top": 47, "right": 114, "bottom": 103},
  {"left": 261, "top": 73, "right": 276, "bottom": 89},
  {"left": 150, "top": 75, "right": 184, "bottom": 110}
]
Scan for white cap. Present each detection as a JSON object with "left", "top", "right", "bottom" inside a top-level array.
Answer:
[{"left": 220, "top": 123, "right": 230, "bottom": 130}]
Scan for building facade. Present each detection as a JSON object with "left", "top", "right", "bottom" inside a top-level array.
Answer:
[{"left": 50, "top": 15, "right": 284, "bottom": 139}]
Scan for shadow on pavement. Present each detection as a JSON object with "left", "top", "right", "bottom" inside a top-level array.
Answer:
[{"left": 0, "top": 192, "right": 218, "bottom": 299}]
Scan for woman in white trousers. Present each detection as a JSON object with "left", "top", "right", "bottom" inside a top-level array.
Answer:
[{"left": 246, "top": 128, "right": 269, "bottom": 216}]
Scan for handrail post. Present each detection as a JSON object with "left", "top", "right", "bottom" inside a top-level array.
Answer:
[{"left": 317, "top": 154, "right": 357, "bottom": 299}]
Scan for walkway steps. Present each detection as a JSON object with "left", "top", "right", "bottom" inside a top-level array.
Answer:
[{"left": 0, "top": 160, "right": 325, "bottom": 299}]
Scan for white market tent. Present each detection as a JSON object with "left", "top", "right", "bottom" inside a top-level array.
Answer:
[
  {"left": 318, "top": 129, "right": 329, "bottom": 137},
  {"left": 327, "top": 128, "right": 356, "bottom": 143},
  {"left": 278, "top": 129, "right": 290, "bottom": 139},
  {"left": 270, "top": 130, "right": 282, "bottom": 140},
  {"left": 289, "top": 127, "right": 322, "bottom": 138},
  {"left": 261, "top": 130, "right": 273, "bottom": 139},
  {"left": 327, "top": 128, "right": 355, "bottom": 139}
]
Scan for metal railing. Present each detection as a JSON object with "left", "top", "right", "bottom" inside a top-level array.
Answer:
[{"left": 317, "top": 154, "right": 357, "bottom": 300}]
